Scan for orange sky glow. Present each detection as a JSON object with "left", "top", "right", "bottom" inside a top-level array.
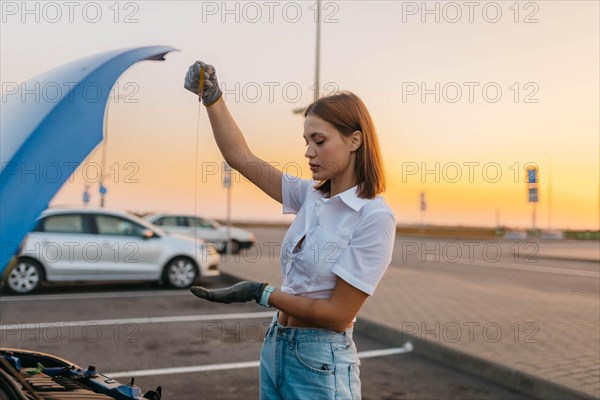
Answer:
[{"left": 2, "top": 1, "right": 598, "bottom": 230}]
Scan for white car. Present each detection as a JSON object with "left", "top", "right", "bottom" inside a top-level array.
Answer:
[
  {"left": 5, "top": 207, "right": 220, "bottom": 294},
  {"left": 144, "top": 213, "right": 256, "bottom": 254}
]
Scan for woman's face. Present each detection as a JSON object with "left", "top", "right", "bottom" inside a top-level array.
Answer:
[{"left": 303, "top": 114, "right": 356, "bottom": 182}]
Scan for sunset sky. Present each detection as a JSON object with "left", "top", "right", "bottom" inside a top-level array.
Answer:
[{"left": 2, "top": 1, "right": 598, "bottom": 230}]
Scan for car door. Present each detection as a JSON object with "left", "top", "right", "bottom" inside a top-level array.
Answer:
[
  {"left": 22, "top": 213, "right": 95, "bottom": 279},
  {"left": 92, "top": 214, "right": 162, "bottom": 279}
]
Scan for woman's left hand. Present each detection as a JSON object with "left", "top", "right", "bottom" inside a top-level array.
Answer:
[
  {"left": 183, "top": 60, "right": 223, "bottom": 106},
  {"left": 190, "top": 281, "right": 267, "bottom": 304}
]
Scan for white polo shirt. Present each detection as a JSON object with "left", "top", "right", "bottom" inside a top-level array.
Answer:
[{"left": 280, "top": 173, "right": 396, "bottom": 299}]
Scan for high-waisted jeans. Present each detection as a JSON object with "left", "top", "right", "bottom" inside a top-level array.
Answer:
[{"left": 259, "top": 313, "right": 361, "bottom": 400}]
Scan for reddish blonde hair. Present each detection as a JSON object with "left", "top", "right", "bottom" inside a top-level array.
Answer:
[{"left": 304, "top": 91, "right": 385, "bottom": 199}]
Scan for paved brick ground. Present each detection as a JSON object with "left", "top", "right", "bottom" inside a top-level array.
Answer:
[{"left": 218, "top": 230, "right": 600, "bottom": 399}]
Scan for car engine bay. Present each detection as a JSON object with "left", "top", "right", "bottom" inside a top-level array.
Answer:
[{"left": 0, "top": 349, "right": 161, "bottom": 400}]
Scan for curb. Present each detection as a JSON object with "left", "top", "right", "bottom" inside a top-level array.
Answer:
[
  {"left": 536, "top": 255, "right": 599, "bottom": 263},
  {"left": 354, "top": 317, "right": 599, "bottom": 400}
]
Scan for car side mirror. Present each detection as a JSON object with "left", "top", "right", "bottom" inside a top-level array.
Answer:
[{"left": 141, "top": 229, "right": 155, "bottom": 239}]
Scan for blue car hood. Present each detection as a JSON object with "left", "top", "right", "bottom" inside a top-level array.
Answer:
[{"left": 0, "top": 46, "right": 177, "bottom": 273}]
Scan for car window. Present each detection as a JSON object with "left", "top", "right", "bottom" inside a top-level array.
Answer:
[
  {"left": 206, "top": 218, "right": 221, "bottom": 228},
  {"left": 176, "top": 217, "right": 188, "bottom": 227},
  {"left": 188, "top": 217, "right": 213, "bottom": 229},
  {"left": 40, "top": 214, "right": 85, "bottom": 234},
  {"left": 155, "top": 216, "right": 177, "bottom": 227},
  {"left": 96, "top": 215, "right": 145, "bottom": 237},
  {"left": 152, "top": 217, "right": 164, "bottom": 226}
]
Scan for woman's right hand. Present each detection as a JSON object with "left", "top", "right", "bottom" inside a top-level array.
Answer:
[
  {"left": 190, "top": 281, "right": 268, "bottom": 304},
  {"left": 184, "top": 61, "right": 223, "bottom": 106}
]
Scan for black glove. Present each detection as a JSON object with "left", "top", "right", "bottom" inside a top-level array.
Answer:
[
  {"left": 184, "top": 61, "right": 223, "bottom": 106},
  {"left": 190, "top": 281, "right": 267, "bottom": 304}
]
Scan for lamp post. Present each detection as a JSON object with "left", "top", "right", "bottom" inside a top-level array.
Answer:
[
  {"left": 223, "top": 161, "right": 233, "bottom": 254},
  {"left": 99, "top": 104, "right": 109, "bottom": 207},
  {"left": 314, "top": 0, "right": 321, "bottom": 103},
  {"left": 420, "top": 191, "right": 426, "bottom": 233},
  {"left": 99, "top": 93, "right": 127, "bottom": 207},
  {"left": 526, "top": 166, "right": 539, "bottom": 233},
  {"left": 293, "top": 0, "right": 321, "bottom": 114}
]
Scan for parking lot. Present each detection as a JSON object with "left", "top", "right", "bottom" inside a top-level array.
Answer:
[{"left": 0, "top": 277, "right": 534, "bottom": 400}]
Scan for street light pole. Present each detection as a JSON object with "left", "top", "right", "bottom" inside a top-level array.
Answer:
[
  {"left": 293, "top": 0, "right": 321, "bottom": 114},
  {"left": 99, "top": 101, "right": 110, "bottom": 207},
  {"left": 314, "top": 0, "right": 321, "bottom": 102},
  {"left": 99, "top": 94, "right": 126, "bottom": 207},
  {"left": 223, "top": 161, "right": 233, "bottom": 254}
]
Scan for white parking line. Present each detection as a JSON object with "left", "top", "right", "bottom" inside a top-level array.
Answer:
[
  {"left": 107, "top": 361, "right": 261, "bottom": 378},
  {"left": 0, "top": 311, "right": 276, "bottom": 331},
  {"left": 358, "top": 344, "right": 414, "bottom": 358},
  {"left": 106, "top": 342, "right": 414, "bottom": 378},
  {"left": 0, "top": 290, "right": 191, "bottom": 302}
]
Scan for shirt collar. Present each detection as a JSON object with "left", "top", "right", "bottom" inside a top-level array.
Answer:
[{"left": 320, "top": 185, "right": 370, "bottom": 212}]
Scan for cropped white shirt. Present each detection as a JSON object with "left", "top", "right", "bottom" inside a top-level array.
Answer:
[{"left": 280, "top": 173, "right": 396, "bottom": 299}]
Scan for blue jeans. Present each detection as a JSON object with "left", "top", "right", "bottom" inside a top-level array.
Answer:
[{"left": 260, "top": 313, "right": 361, "bottom": 400}]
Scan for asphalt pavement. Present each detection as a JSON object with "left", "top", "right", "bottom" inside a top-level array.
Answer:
[
  {"left": 218, "top": 228, "right": 600, "bottom": 400},
  {"left": 0, "top": 278, "right": 535, "bottom": 399}
]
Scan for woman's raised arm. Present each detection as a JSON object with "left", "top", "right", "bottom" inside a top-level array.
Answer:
[
  {"left": 205, "top": 99, "right": 283, "bottom": 204},
  {"left": 185, "top": 61, "right": 283, "bottom": 204}
]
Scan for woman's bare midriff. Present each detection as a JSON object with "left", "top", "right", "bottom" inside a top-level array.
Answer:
[{"left": 277, "top": 311, "right": 354, "bottom": 330}]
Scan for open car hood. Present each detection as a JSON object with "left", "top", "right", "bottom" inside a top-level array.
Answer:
[{"left": 0, "top": 46, "right": 177, "bottom": 274}]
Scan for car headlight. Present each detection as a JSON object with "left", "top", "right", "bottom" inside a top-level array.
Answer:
[{"left": 200, "top": 243, "right": 218, "bottom": 255}]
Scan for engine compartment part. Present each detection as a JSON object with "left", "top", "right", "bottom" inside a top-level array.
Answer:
[{"left": 0, "top": 349, "right": 161, "bottom": 400}]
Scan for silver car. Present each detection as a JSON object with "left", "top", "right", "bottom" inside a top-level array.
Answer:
[
  {"left": 5, "top": 207, "right": 220, "bottom": 294},
  {"left": 144, "top": 213, "right": 256, "bottom": 254}
]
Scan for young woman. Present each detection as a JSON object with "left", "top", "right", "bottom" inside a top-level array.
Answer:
[{"left": 184, "top": 61, "right": 396, "bottom": 400}]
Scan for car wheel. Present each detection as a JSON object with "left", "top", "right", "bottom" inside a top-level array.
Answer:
[
  {"left": 163, "top": 257, "right": 198, "bottom": 289},
  {"left": 5, "top": 259, "right": 44, "bottom": 294}
]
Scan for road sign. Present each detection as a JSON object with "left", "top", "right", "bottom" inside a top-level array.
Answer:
[
  {"left": 527, "top": 167, "right": 538, "bottom": 183},
  {"left": 528, "top": 187, "right": 538, "bottom": 203},
  {"left": 526, "top": 166, "right": 539, "bottom": 204}
]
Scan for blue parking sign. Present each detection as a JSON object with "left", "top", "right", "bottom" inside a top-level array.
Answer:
[{"left": 527, "top": 169, "right": 537, "bottom": 183}]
